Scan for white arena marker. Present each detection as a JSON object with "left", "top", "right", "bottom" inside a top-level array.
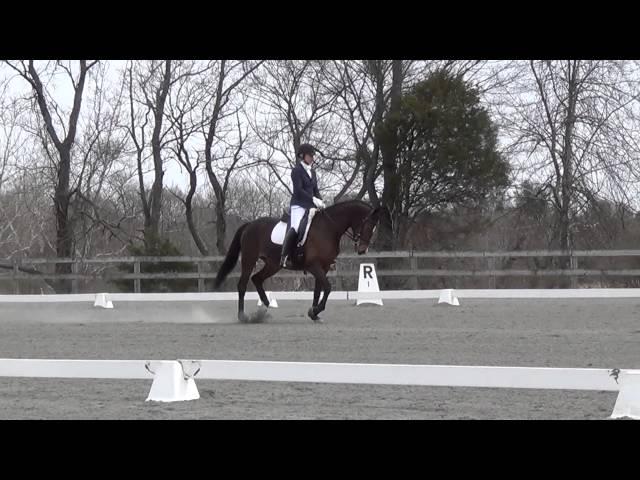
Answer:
[
  {"left": 145, "top": 361, "right": 200, "bottom": 402},
  {"left": 93, "top": 293, "right": 114, "bottom": 309},
  {"left": 356, "top": 263, "right": 383, "bottom": 306},
  {"left": 611, "top": 370, "right": 640, "bottom": 419},
  {"left": 257, "top": 291, "right": 278, "bottom": 308},
  {"left": 437, "top": 289, "right": 460, "bottom": 306}
]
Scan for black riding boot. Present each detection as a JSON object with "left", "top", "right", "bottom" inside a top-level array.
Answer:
[{"left": 280, "top": 227, "right": 298, "bottom": 268}]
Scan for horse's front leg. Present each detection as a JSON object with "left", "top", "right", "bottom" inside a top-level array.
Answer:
[
  {"left": 313, "top": 277, "right": 322, "bottom": 309},
  {"left": 307, "top": 264, "right": 331, "bottom": 322}
]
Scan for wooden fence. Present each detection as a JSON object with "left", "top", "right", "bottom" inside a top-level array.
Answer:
[{"left": 4, "top": 250, "right": 640, "bottom": 294}]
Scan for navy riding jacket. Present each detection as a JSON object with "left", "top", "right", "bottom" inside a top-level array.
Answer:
[{"left": 290, "top": 162, "right": 321, "bottom": 209}]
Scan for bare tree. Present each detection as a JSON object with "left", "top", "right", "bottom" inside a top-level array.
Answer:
[
  {"left": 225, "top": 168, "right": 289, "bottom": 220},
  {"left": 0, "top": 87, "right": 30, "bottom": 195},
  {"left": 166, "top": 64, "right": 210, "bottom": 255},
  {"left": 202, "top": 59, "right": 263, "bottom": 254},
  {"left": 4, "top": 60, "right": 98, "bottom": 291},
  {"left": 125, "top": 60, "right": 174, "bottom": 247},
  {"left": 498, "top": 60, "right": 640, "bottom": 251},
  {"left": 70, "top": 61, "right": 134, "bottom": 258},
  {"left": 124, "top": 60, "right": 210, "bottom": 248},
  {"left": 329, "top": 61, "right": 415, "bottom": 246},
  {"left": 325, "top": 60, "right": 381, "bottom": 203},
  {"left": 247, "top": 60, "right": 347, "bottom": 200},
  {"left": 0, "top": 161, "right": 54, "bottom": 261}
]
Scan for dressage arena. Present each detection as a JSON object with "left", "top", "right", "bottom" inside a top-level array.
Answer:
[{"left": 1, "top": 291, "right": 639, "bottom": 419}]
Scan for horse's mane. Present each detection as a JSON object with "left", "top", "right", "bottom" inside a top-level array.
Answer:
[{"left": 327, "top": 199, "right": 373, "bottom": 211}]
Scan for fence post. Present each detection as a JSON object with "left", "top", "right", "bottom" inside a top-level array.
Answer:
[
  {"left": 197, "top": 262, "right": 205, "bottom": 293},
  {"left": 488, "top": 255, "right": 496, "bottom": 289},
  {"left": 134, "top": 261, "right": 141, "bottom": 293},
  {"left": 13, "top": 259, "right": 20, "bottom": 295},
  {"left": 570, "top": 255, "right": 578, "bottom": 288},
  {"left": 71, "top": 261, "right": 78, "bottom": 294},
  {"left": 410, "top": 255, "right": 418, "bottom": 290}
]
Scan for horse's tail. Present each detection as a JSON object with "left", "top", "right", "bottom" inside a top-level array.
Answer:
[{"left": 213, "top": 223, "right": 249, "bottom": 290}]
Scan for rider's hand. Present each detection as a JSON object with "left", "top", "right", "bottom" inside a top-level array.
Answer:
[{"left": 313, "top": 197, "right": 325, "bottom": 209}]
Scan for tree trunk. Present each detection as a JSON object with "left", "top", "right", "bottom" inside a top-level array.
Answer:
[
  {"left": 378, "top": 60, "right": 404, "bottom": 251},
  {"left": 560, "top": 60, "right": 578, "bottom": 253},
  {"left": 185, "top": 170, "right": 209, "bottom": 255},
  {"left": 54, "top": 148, "right": 73, "bottom": 291},
  {"left": 145, "top": 60, "right": 172, "bottom": 247},
  {"left": 215, "top": 197, "right": 227, "bottom": 255}
]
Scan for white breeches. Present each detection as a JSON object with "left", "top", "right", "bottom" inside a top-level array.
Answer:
[{"left": 290, "top": 205, "right": 306, "bottom": 232}]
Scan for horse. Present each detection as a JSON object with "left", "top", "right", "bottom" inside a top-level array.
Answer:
[{"left": 213, "top": 199, "right": 381, "bottom": 323}]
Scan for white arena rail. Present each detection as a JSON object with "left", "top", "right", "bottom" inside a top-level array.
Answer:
[
  {"left": 0, "top": 359, "right": 152, "bottom": 378},
  {"left": 191, "top": 360, "right": 621, "bottom": 390},
  {"left": 349, "top": 288, "right": 640, "bottom": 300},
  {"left": 4, "top": 288, "right": 640, "bottom": 306},
  {"left": 0, "top": 292, "right": 348, "bottom": 303},
  {"left": 1, "top": 358, "right": 639, "bottom": 419}
]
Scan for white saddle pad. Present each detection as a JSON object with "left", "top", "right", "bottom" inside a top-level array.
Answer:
[{"left": 271, "top": 208, "right": 317, "bottom": 246}]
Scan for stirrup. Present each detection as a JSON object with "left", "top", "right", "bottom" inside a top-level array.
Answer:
[{"left": 281, "top": 252, "right": 296, "bottom": 268}]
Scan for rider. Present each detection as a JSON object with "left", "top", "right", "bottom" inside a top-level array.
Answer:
[{"left": 280, "top": 143, "right": 325, "bottom": 267}]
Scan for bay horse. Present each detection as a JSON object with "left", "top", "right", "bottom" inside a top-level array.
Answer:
[{"left": 213, "top": 200, "right": 381, "bottom": 323}]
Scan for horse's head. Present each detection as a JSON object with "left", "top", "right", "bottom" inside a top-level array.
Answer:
[
  {"left": 355, "top": 206, "right": 381, "bottom": 255},
  {"left": 323, "top": 200, "right": 381, "bottom": 254}
]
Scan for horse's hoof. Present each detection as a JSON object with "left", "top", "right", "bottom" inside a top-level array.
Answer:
[
  {"left": 238, "top": 312, "right": 249, "bottom": 323},
  {"left": 251, "top": 306, "right": 270, "bottom": 323},
  {"left": 307, "top": 308, "right": 322, "bottom": 323}
]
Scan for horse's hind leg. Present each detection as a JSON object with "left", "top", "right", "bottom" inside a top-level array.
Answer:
[
  {"left": 237, "top": 272, "right": 251, "bottom": 323},
  {"left": 237, "top": 251, "right": 258, "bottom": 323},
  {"left": 251, "top": 259, "right": 281, "bottom": 308}
]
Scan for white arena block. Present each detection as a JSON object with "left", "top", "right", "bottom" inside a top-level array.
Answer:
[
  {"left": 437, "top": 289, "right": 460, "bottom": 306},
  {"left": 93, "top": 293, "right": 114, "bottom": 309},
  {"left": 356, "top": 263, "right": 383, "bottom": 306},
  {"left": 145, "top": 361, "right": 199, "bottom": 402},
  {"left": 611, "top": 370, "right": 640, "bottom": 419}
]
